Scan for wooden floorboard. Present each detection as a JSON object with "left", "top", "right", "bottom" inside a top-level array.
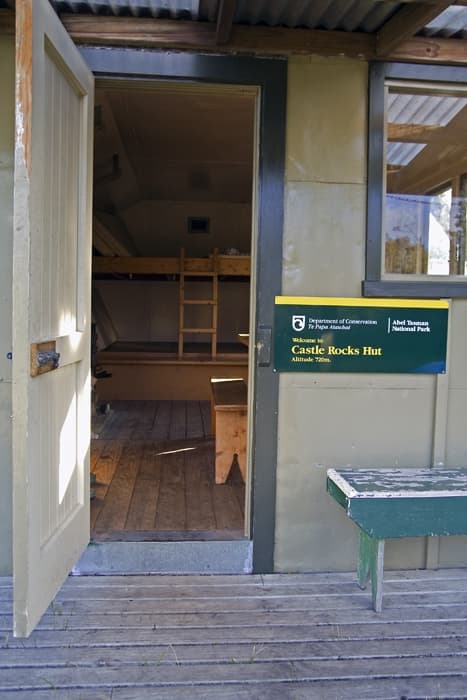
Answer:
[
  {"left": 2, "top": 570, "right": 467, "bottom": 698},
  {"left": 91, "top": 401, "right": 245, "bottom": 537}
]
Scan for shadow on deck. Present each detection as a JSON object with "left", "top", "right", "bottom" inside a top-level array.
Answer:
[{"left": 2, "top": 568, "right": 467, "bottom": 698}]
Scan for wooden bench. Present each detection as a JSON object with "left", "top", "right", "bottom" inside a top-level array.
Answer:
[
  {"left": 327, "top": 467, "right": 467, "bottom": 612},
  {"left": 210, "top": 378, "right": 247, "bottom": 484}
]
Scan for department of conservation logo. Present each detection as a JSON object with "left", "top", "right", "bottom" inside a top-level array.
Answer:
[{"left": 292, "top": 315, "right": 306, "bottom": 332}]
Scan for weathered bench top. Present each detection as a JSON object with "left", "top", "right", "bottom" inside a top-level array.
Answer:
[
  {"left": 210, "top": 378, "right": 247, "bottom": 410},
  {"left": 328, "top": 467, "right": 467, "bottom": 498},
  {"left": 327, "top": 467, "right": 467, "bottom": 539}
]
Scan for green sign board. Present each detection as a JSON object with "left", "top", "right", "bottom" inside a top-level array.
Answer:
[{"left": 274, "top": 296, "right": 449, "bottom": 373}]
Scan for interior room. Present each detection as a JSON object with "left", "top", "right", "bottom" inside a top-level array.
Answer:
[{"left": 89, "top": 80, "right": 256, "bottom": 543}]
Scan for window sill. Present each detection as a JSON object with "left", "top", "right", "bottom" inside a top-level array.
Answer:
[{"left": 362, "top": 280, "right": 467, "bottom": 299}]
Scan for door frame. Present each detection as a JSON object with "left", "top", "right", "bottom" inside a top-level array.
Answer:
[{"left": 81, "top": 47, "right": 287, "bottom": 573}]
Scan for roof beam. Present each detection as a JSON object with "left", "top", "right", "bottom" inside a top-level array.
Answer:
[
  {"left": 61, "top": 14, "right": 467, "bottom": 65},
  {"left": 216, "top": 0, "right": 237, "bottom": 45},
  {"left": 390, "top": 35, "right": 467, "bottom": 64},
  {"left": 93, "top": 215, "right": 138, "bottom": 257},
  {"left": 62, "top": 15, "right": 217, "bottom": 49},
  {"left": 61, "top": 15, "right": 375, "bottom": 58},
  {"left": 387, "top": 123, "right": 444, "bottom": 143},
  {"left": 376, "top": 1, "right": 452, "bottom": 56}
]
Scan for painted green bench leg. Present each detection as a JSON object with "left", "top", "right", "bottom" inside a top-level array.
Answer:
[{"left": 357, "top": 529, "right": 385, "bottom": 612}]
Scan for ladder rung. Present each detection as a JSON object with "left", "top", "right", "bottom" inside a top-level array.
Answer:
[
  {"left": 183, "top": 299, "right": 216, "bottom": 305},
  {"left": 181, "top": 328, "right": 216, "bottom": 333}
]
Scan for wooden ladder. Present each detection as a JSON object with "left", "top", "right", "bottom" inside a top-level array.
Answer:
[{"left": 178, "top": 248, "right": 218, "bottom": 359}]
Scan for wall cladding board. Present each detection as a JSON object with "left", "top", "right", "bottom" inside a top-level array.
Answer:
[
  {"left": 446, "top": 389, "right": 467, "bottom": 465},
  {"left": 447, "top": 300, "right": 467, "bottom": 389},
  {"left": 277, "top": 57, "right": 370, "bottom": 571},
  {"left": 0, "top": 36, "right": 14, "bottom": 575},
  {"left": 283, "top": 181, "right": 365, "bottom": 297},
  {"left": 286, "top": 57, "right": 367, "bottom": 186},
  {"left": 438, "top": 534, "right": 467, "bottom": 567},
  {"left": 275, "top": 382, "right": 436, "bottom": 571}
]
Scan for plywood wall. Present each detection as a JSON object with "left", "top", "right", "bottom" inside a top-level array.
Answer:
[
  {"left": 274, "top": 56, "right": 467, "bottom": 573},
  {"left": 94, "top": 280, "right": 250, "bottom": 344},
  {"left": 0, "top": 36, "right": 14, "bottom": 575},
  {"left": 121, "top": 201, "right": 252, "bottom": 257}
]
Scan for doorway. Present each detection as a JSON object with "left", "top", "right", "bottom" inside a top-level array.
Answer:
[
  {"left": 78, "top": 46, "right": 286, "bottom": 575},
  {"left": 89, "top": 80, "right": 255, "bottom": 549}
]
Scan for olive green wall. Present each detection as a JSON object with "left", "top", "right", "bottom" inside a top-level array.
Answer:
[
  {"left": 274, "top": 56, "right": 467, "bottom": 572},
  {"left": 0, "top": 36, "right": 14, "bottom": 576}
]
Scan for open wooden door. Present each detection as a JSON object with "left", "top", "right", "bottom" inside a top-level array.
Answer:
[{"left": 12, "top": 0, "right": 94, "bottom": 637}]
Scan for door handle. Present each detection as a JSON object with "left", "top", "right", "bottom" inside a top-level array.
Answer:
[
  {"left": 37, "top": 350, "right": 60, "bottom": 369},
  {"left": 30, "top": 341, "right": 60, "bottom": 377}
]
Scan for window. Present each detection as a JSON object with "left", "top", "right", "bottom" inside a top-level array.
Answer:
[{"left": 364, "top": 63, "right": 467, "bottom": 298}]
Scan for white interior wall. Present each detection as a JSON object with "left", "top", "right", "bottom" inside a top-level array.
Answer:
[{"left": 0, "top": 36, "right": 14, "bottom": 575}]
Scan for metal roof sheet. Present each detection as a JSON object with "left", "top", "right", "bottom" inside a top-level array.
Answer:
[
  {"left": 388, "top": 92, "right": 467, "bottom": 128},
  {"left": 230, "top": 0, "right": 400, "bottom": 33},
  {"left": 50, "top": 0, "right": 200, "bottom": 19},
  {"left": 386, "top": 91, "right": 467, "bottom": 167},
  {"left": 48, "top": 1, "right": 467, "bottom": 38},
  {"left": 50, "top": 0, "right": 401, "bottom": 32},
  {"left": 422, "top": 6, "right": 467, "bottom": 39}
]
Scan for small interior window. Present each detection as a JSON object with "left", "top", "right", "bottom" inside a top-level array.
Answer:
[{"left": 187, "top": 216, "right": 210, "bottom": 233}]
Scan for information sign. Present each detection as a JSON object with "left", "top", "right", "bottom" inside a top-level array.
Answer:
[{"left": 274, "top": 297, "right": 449, "bottom": 373}]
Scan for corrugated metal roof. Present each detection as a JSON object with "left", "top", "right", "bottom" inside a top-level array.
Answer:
[
  {"left": 50, "top": 0, "right": 401, "bottom": 33},
  {"left": 387, "top": 142, "right": 426, "bottom": 167},
  {"left": 388, "top": 92, "right": 467, "bottom": 128},
  {"left": 49, "top": 0, "right": 467, "bottom": 38},
  {"left": 50, "top": 0, "right": 200, "bottom": 19},
  {"left": 231, "top": 0, "right": 401, "bottom": 33},
  {"left": 422, "top": 6, "right": 467, "bottom": 39},
  {"left": 386, "top": 91, "right": 467, "bottom": 167}
]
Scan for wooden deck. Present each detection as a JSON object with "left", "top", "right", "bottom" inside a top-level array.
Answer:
[
  {"left": 2, "top": 569, "right": 467, "bottom": 697},
  {"left": 91, "top": 400, "right": 245, "bottom": 539}
]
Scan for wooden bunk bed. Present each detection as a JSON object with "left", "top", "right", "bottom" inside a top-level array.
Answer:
[
  {"left": 92, "top": 250, "right": 250, "bottom": 401},
  {"left": 92, "top": 253, "right": 250, "bottom": 277}
]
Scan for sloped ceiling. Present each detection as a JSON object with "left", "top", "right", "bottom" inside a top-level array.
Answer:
[
  {"left": 93, "top": 82, "right": 255, "bottom": 254},
  {"left": 94, "top": 84, "right": 255, "bottom": 212}
]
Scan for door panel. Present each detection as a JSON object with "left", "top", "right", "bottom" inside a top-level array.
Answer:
[{"left": 13, "top": 0, "right": 94, "bottom": 637}]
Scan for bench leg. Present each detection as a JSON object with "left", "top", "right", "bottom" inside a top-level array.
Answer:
[
  {"left": 214, "top": 410, "right": 247, "bottom": 484},
  {"left": 357, "top": 529, "right": 385, "bottom": 612}
]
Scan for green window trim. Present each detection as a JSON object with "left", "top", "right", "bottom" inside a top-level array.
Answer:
[{"left": 364, "top": 62, "right": 467, "bottom": 299}]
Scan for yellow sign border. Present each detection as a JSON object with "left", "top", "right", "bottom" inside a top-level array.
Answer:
[{"left": 275, "top": 296, "right": 449, "bottom": 309}]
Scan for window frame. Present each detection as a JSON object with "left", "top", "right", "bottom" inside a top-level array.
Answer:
[{"left": 363, "top": 62, "right": 467, "bottom": 298}]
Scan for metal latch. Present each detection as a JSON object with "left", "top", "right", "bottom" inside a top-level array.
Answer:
[
  {"left": 30, "top": 341, "right": 60, "bottom": 377},
  {"left": 256, "top": 326, "right": 272, "bottom": 367},
  {"left": 37, "top": 350, "right": 60, "bottom": 369}
]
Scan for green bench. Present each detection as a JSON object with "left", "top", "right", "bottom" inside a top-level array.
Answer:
[{"left": 326, "top": 467, "right": 467, "bottom": 612}]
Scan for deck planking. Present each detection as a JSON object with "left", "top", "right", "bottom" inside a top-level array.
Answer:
[
  {"left": 91, "top": 400, "right": 245, "bottom": 538},
  {"left": 2, "top": 569, "right": 467, "bottom": 698}
]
